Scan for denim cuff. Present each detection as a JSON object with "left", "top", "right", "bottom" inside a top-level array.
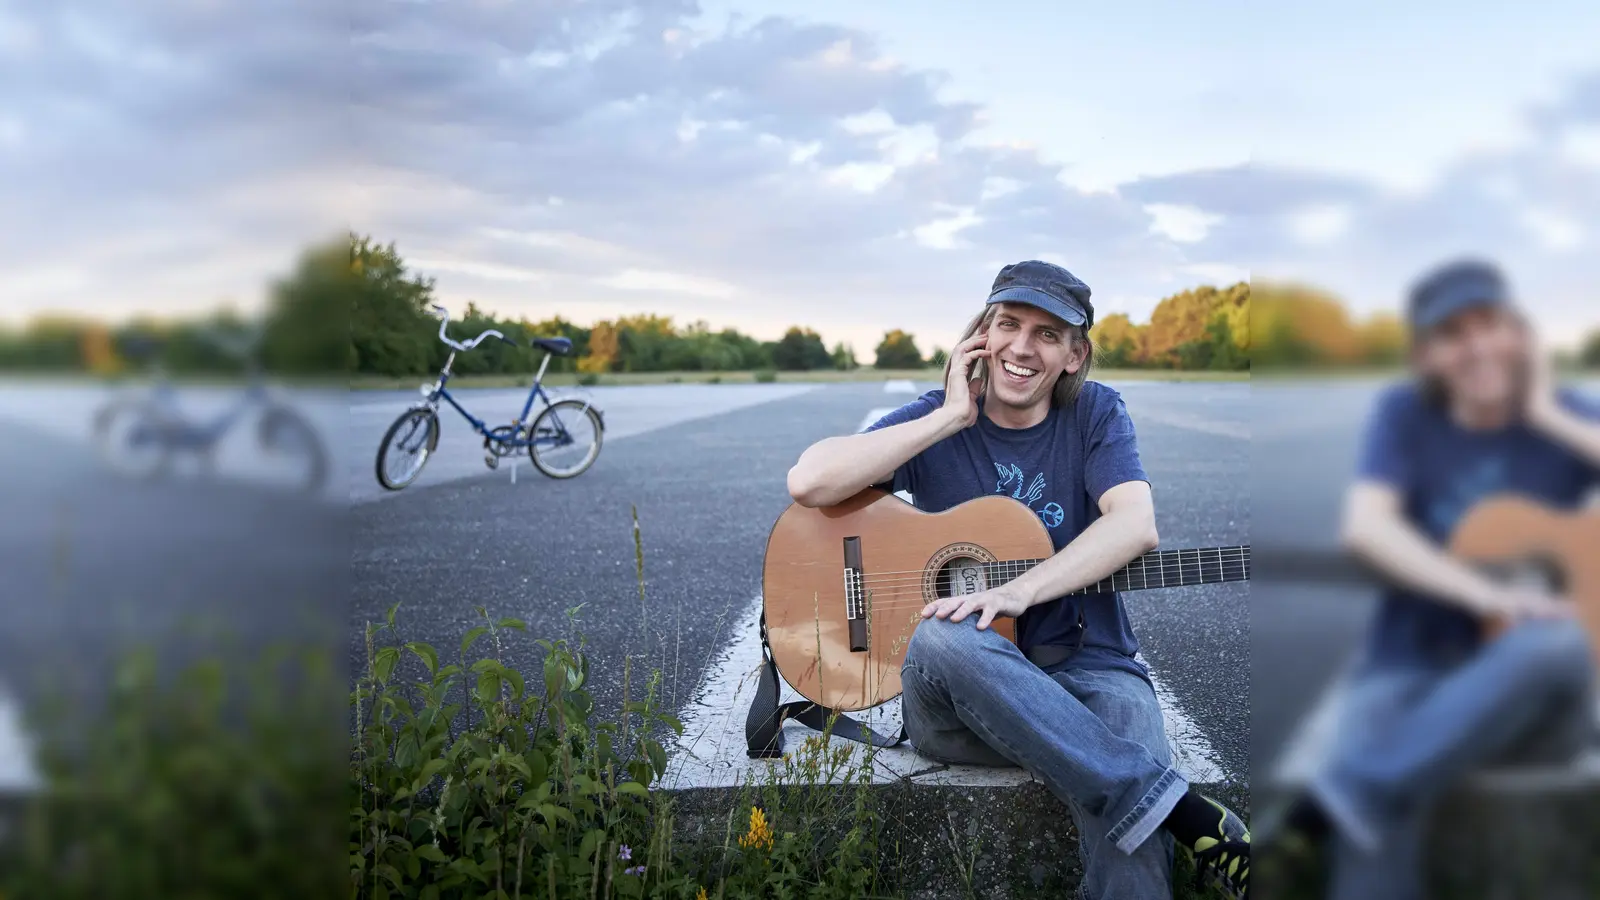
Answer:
[
  {"left": 1109, "top": 766, "right": 1188, "bottom": 855},
  {"left": 1308, "top": 772, "right": 1381, "bottom": 855}
]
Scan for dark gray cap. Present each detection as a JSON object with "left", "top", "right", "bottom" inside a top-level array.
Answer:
[
  {"left": 986, "top": 260, "right": 1094, "bottom": 331},
  {"left": 1407, "top": 259, "right": 1514, "bottom": 333}
]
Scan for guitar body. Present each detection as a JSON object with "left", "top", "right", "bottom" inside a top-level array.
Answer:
[
  {"left": 762, "top": 489, "right": 1051, "bottom": 712},
  {"left": 1450, "top": 494, "right": 1600, "bottom": 661}
]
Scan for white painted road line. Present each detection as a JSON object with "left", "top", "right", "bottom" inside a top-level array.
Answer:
[
  {"left": 1130, "top": 408, "right": 1249, "bottom": 440},
  {"left": 0, "top": 687, "right": 39, "bottom": 794},
  {"left": 664, "top": 594, "right": 1227, "bottom": 790},
  {"left": 858, "top": 407, "right": 897, "bottom": 433},
  {"left": 884, "top": 380, "right": 917, "bottom": 394}
]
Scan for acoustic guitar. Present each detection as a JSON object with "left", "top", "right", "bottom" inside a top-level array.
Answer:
[
  {"left": 1450, "top": 494, "right": 1600, "bottom": 658},
  {"left": 760, "top": 488, "right": 1251, "bottom": 712}
]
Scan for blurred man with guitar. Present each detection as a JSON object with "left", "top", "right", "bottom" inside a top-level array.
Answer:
[
  {"left": 1274, "top": 260, "right": 1600, "bottom": 899},
  {"left": 787, "top": 260, "right": 1251, "bottom": 900}
]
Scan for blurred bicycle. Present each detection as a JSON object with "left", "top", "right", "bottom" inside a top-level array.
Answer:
[{"left": 91, "top": 327, "right": 329, "bottom": 494}]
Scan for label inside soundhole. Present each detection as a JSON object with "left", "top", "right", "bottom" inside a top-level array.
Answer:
[{"left": 946, "top": 561, "right": 987, "bottom": 596}]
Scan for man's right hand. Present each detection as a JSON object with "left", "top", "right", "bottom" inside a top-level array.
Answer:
[
  {"left": 1481, "top": 585, "right": 1574, "bottom": 622},
  {"left": 941, "top": 331, "right": 991, "bottom": 429}
]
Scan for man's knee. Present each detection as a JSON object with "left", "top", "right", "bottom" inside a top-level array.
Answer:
[
  {"left": 905, "top": 615, "right": 991, "bottom": 674},
  {"left": 1499, "top": 619, "right": 1595, "bottom": 695}
]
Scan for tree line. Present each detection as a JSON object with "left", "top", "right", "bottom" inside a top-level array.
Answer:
[{"left": 3, "top": 233, "right": 1595, "bottom": 377}]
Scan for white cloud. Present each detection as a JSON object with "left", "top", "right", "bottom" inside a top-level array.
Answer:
[
  {"left": 1285, "top": 203, "right": 1353, "bottom": 245},
  {"left": 410, "top": 258, "right": 551, "bottom": 284},
  {"left": 1557, "top": 124, "right": 1600, "bottom": 171},
  {"left": 980, "top": 177, "right": 1022, "bottom": 201},
  {"left": 597, "top": 269, "right": 741, "bottom": 299},
  {"left": 839, "top": 108, "right": 894, "bottom": 134},
  {"left": 480, "top": 228, "right": 631, "bottom": 260},
  {"left": 1181, "top": 263, "right": 1250, "bottom": 285},
  {"left": 912, "top": 208, "right": 982, "bottom": 250},
  {"left": 1518, "top": 208, "right": 1584, "bottom": 251},
  {"left": 1143, "top": 203, "right": 1223, "bottom": 243},
  {"left": 822, "top": 161, "right": 896, "bottom": 192}
]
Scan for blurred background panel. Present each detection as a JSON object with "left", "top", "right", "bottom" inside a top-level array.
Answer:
[
  {"left": 1239, "top": 3, "right": 1600, "bottom": 896},
  {"left": 0, "top": 1, "right": 350, "bottom": 894}
]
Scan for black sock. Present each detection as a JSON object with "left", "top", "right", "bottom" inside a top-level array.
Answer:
[{"left": 1162, "top": 790, "right": 1232, "bottom": 847}]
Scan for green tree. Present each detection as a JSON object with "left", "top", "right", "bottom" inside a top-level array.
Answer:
[
  {"left": 928, "top": 347, "right": 948, "bottom": 367},
  {"left": 830, "top": 342, "right": 858, "bottom": 371},
  {"left": 873, "top": 330, "right": 923, "bottom": 369},
  {"left": 260, "top": 235, "right": 358, "bottom": 375},
  {"left": 1581, "top": 331, "right": 1600, "bottom": 369},
  {"left": 772, "top": 327, "right": 831, "bottom": 371},
  {"left": 345, "top": 233, "right": 438, "bottom": 377}
]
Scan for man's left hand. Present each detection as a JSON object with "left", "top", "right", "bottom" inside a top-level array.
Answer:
[
  {"left": 921, "top": 583, "right": 1032, "bottom": 630},
  {"left": 1523, "top": 331, "right": 1562, "bottom": 428}
]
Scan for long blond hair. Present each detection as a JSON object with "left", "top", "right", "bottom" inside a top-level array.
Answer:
[{"left": 942, "top": 304, "right": 1094, "bottom": 407}]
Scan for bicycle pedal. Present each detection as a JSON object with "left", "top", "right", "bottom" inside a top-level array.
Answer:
[{"left": 484, "top": 454, "right": 499, "bottom": 470}]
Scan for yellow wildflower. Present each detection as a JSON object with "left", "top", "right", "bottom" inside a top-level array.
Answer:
[
  {"left": 696, "top": 889, "right": 709, "bottom": 900},
  {"left": 737, "top": 805, "right": 774, "bottom": 851}
]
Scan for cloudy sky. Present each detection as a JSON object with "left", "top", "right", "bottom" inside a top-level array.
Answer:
[{"left": 2, "top": 0, "right": 1597, "bottom": 352}]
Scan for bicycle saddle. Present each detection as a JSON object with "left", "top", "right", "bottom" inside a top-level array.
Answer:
[{"left": 532, "top": 336, "right": 573, "bottom": 356}]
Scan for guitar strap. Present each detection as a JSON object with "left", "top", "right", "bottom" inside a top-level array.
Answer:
[{"left": 745, "top": 610, "right": 908, "bottom": 758}]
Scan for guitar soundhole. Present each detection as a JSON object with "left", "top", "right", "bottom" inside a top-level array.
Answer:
[
  {"left": 936, "top": 560, "right": 988, "bottom": 598},
  {"left": 924, "top": 543, "right": 998, "bottom": 601},
  {"left": 1481, "top": 558, "right": 1567, "bottom": 596}
]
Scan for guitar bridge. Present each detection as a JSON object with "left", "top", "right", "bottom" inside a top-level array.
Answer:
[{"left": 844, "top": 536, "right": 868, "bottom": 652}]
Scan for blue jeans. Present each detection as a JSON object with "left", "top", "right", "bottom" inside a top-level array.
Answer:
[
  {"left": 901, "top": 616, "right": 1183, "bottom": 900},
  {"left": 1308, "top": 618, "right": 1596, "bottom": 900}
]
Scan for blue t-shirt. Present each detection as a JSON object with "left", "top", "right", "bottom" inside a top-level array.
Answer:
[
  {"left": 864, "top": 382, "right": 1152, "bottom": 682},
  {"left": 1354, "top": 381, "right": 1600, "bottom": 668}
]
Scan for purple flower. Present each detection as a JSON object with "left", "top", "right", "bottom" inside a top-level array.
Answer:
[
  {"left": 618, "top": 845, "right": 632, "bottom": 862},
  {"left": 625, "top": 865, "right": 646, "bottom": 877}
]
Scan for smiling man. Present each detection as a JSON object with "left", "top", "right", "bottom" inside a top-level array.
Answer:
[{"left": 786, "top": 260, "right": 1252, "bottom": 899}]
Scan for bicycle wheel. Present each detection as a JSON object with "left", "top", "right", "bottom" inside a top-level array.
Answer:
[
  {"left": 528, "top": 400, "right": 603, "bottom": 479},
  {"left": 94, "top": 400, "right": 171, "bottom": 480},
  {"left": 375, "top": 407, "right": 439, "bottom": 490},
  {"left": 259, "top": 404, "right": 329, "bottom": 494}
]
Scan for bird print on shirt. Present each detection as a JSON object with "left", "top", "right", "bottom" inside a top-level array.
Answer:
[{"left": 995, "top": 462, "right": 1067, "bottom": 528}]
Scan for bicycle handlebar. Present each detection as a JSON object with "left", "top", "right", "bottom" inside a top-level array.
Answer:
[{"left": 431, "top": 304, "right": 510, "bottom": 352}]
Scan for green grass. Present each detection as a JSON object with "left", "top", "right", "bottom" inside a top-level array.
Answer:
[{"left": 347, "top": 367, "right": 1250, "bottom": 391}]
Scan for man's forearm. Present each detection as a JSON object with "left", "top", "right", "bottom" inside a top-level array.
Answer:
[
  {"left": 1344, "top": 512, "right": 1498, "bottom": 616},
  {"left": 1009, "top": 505, "right": 1159, "bottom": 607},
  {"left": 1531, "top": 401, "right": 1600, "bottom": 469},
  {"left": 787, "top": 409, "right": 962, "bottom": 507}
]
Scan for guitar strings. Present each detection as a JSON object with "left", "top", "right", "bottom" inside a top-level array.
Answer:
[
  {"left": 847, "top": 558, "right": 1252, "bottom": 589},
  {"left": 847, "top": 562, "right": 1253, "bottom": 588},
  {"left": 832, "top": 549, "right": 1250, "bottom": 582}
]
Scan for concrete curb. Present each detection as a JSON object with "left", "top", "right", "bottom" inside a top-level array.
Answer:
[{"left": 663, "top": 777, "right": 1249, "bottom": 899}]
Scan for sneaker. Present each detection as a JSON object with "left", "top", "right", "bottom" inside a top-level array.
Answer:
[{"left": 1185, "top": 796, "right": 1250, "bottom": 899}]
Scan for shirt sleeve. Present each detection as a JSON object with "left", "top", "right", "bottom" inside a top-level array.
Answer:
[
  {"left": 1082, "top": 388, "right": 1150, "bottom": 504},
  {"left": 861, "top": 389, "right": 944, "bottom": 495},
  {"left": 1354, "top": 384, "right": 1417, "bottom": 491},
  {"left": 1557, "top": 387, "right": 1600, "bottom": 489}
]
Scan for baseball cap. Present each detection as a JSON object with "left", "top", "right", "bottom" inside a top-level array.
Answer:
[
  {"left": 986, "top": 260, "right": 1094, "bottom": 331},
  {"left": 1407, "top": 259, "right": 1515, "bottom": 333}
]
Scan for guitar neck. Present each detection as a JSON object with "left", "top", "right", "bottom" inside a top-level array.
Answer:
[{"left": 984, "top": 546, "right": 1251, "bottom": 595}]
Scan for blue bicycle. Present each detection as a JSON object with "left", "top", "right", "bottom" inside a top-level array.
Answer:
[
  {"left": 374, "top": 305, "right": 606, "bottom": 490},
  {"left": 91, "top": 328, "right": 329, "bottom": 493}
]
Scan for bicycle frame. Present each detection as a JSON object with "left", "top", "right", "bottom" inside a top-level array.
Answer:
[
  {"left": 148, "top": 378, "right": 270, "bottom": 449},
  {"left": 423, "top": 350, "right": 595, "bottom": 449}
]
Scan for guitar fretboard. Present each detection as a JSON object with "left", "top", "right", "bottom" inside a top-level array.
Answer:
[{"left": 981, "top": 546, "right": 1250, "bottom": 594}]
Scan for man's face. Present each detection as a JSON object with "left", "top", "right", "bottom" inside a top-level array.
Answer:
[
  {"left": 984, "top": 302, "right": 1087, "bottom": 408},
  {"left": 1415, "top": 305, "right": 1529, "bottom": 410}
]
